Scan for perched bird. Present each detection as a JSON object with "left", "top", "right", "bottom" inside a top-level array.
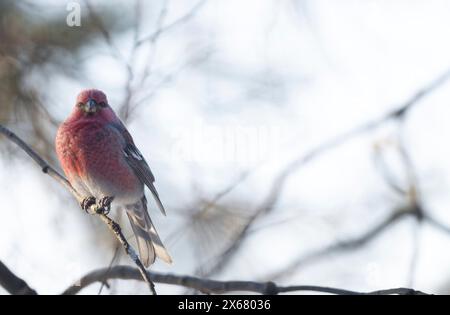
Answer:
[{"left": 56, "top": 89, "right": 172, "bottom": 266}]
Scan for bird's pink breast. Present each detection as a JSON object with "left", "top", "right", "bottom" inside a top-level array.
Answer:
[{"left": 56, "top": 118, "right": 142, "bottom": 202}]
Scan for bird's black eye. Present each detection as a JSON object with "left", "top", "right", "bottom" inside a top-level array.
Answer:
[{"left": 99, "top": 102, "right": 107, "bottom": 108}]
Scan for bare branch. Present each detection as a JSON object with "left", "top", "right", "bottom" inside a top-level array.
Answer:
[
  {"left": 284, "top": 67, "right": 450, "bottom": 175},
  {"left": 267, "top": 209, "right": 414, "bottom": 281},
  {"left": 83, "top": 0, "right": 126, "bottom": 63},
  {"left": 136, "top": 0, "right": 207, "bottom": 47},
  {"left": 0, "top": 261, "right": 37, "bottom": 295},
  {"left": 61, "top": 265, "right": 429, "bottom": 295},
  {"left": 407, "top": 221, "right": 422, "bottom": 287},
  {"left": 0, "top": 125, "right": 79, "bottom": 199},
  {"left": 425, "top": 215, "right": 450, "bottom": 235},
  {"left": 98, "top": 245, "right": 120, "bottom": 294},
  {"left": 195, "top": 166, "right": 292, "bottom": 277},
  {"left": 372, "top": 142, "right": 408, "bottom": 195},
  {"left": 117, "top": 0, "right": 207, "bottom": 121}
]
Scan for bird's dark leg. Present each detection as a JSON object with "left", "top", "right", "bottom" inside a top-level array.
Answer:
[
  {"left": 80, "top": 196, "right": 96, "bottom": 213},
  {"left": 96, "top": 196, "right": 115, "bottom": 215}
]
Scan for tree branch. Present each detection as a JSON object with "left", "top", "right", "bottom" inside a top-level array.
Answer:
[
  {"left": 0, "top": 261, "right": 37, "bottom": 295},
  {"left": 0, "top": 125, "right": 79, "bottom": 199},
  {"left": 61, "top": 265, "right": 428, "bottom": 295}
]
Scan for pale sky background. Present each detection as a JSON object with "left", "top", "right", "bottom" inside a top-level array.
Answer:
[{"left": 2, "top": 0, "right": 450, "bottom": 294}]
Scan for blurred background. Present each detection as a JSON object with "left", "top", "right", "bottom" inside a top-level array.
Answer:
[{"left": 1, "top": 0, "right": 450, "bottom": 294}]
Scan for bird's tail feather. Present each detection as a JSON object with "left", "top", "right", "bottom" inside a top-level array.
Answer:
[
  {"left": 148, "top": 183, "right": 167, "bottom": 216},
  {"left": 125, "top": 199, "right": 172, "bottom": 267}
]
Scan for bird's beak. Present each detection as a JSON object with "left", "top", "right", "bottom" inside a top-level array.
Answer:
[{"left": 84, "top": 99, "right": 98, "bottom": 113}]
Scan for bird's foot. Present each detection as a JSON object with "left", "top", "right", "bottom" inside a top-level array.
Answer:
[
  {"left": 96, "top": 196, "right": 115, "bottom": 215},
  {"left": 81, "top": 196, "right": 96, "bottom": 213}
]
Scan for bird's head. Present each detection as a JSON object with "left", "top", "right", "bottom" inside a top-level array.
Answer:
[{"left": 75, "top": 89, "right": 109, "bottom": 115}]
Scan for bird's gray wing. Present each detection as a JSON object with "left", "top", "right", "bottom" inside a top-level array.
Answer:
[{"left": 110, "top": 122, "right": 167, "bottom": 216}]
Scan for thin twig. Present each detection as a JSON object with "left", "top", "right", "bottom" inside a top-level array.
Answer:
[
  {"left": 83, "top": 0, "right": 127, "bottom": 63},
  {"left": 98, "top": 245, "right": 120, "bottom": 294},
  {"left": 372, "top": 142, "right": 407, "bottom": 195},
  {"left": 136, "top": 0, "right": 207, "bottom": 47},
  {"left": 425, "top": 215, "right": 450, "bottom": 235}
]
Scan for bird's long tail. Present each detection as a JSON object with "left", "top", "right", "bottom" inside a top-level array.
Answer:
[{"left": 125, "top": 197, "right": 172, "bottom": 267}]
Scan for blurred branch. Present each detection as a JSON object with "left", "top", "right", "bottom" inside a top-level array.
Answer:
[
  {"left": 407, "top": 222, "right": 421, "bottom": 287},
  {"left": 373, "top": 142, "right": 407, "bottom": 195},
  {"left": 425, "top": 215, "right": 450, "bottom": 235},
  {"left": 165, "top": 171, "right": 249, "bottom": 247},
  {"left": 196, "top": 67, "right": 450, "bottom": 278},
  {"left": 392, "top": 119, "right": 424, "bottom": 287},
  {"left": 0, "top": 124, "right": 157, "bottom": 295},
  {"left": 278, "top": 66, "right": 450, "bottom": 186},
  {"left": 133, "top": 60, "right": 195, "bottom": 106},
  {"left": 86, "top": 0, "right": 207, "bottom": 122},
  {"left": 371, "top": 126, "right": 424, "bottom": 288},
  {"left": 120, "top": 0, "right": 169, "bottom": 121},
  {"left": 61, "top": 265, "right": 429, "bottom": 295},
  {"left": 0, "top": 261, "right": 37, "bottom": 295},
  {"left": 73, "top": 0, "right": 209, "bottom": 124},
  {"left": 267, "top": 208, "right": 417, "bottom": 280},
  {"left": 83, "top": 0, "right": 126, "bottom": 63},
  {"left": 98, "top": 245, "right": 120, "bottom": 294},
  {"left": 122, "top": 1, "right": 209, "bottom": 121},
  {"left": 136, "top": 0, "right": 207, "bottom": 46},
  {"left": 195, "top": 165, "right": 293, "bottom": 277}
]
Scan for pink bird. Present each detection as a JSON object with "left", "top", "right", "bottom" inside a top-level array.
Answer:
[{"left": 56, "top": 89, "right": 172, "bottom": 266}]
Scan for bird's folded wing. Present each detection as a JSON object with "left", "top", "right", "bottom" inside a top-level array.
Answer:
[
  {"left": 123, "top": 143, "right": 166, "bottom": 216},
  {"left": 110, "top": 122, "right": 167, "bottom": 216}
]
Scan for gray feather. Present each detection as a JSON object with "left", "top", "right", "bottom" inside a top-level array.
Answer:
[
  {"left": 125, "top": 197, "right": 172, "bottom": 267},
  {"left": 124, "top": 143, "right": 167, "bottom": 216}
]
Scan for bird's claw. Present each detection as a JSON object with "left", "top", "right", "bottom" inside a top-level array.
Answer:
[
  {"left": 96, "top": 196, "right": 114, "bottom": 215},
  {"left": 81, "top": 196, "right": 96, "bottom": 213}
]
